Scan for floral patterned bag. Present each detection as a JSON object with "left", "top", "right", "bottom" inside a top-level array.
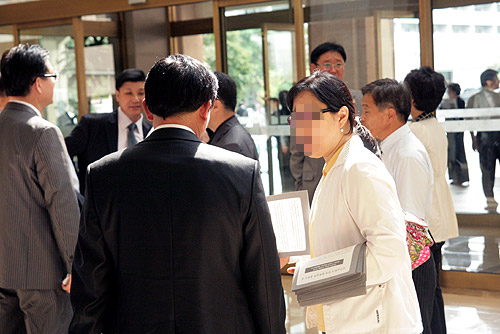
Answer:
[{"left": 404, "top": 212, "right": 434, "bottom": 270}]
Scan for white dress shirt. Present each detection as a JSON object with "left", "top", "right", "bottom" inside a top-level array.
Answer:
[
  {"left": 117, "top": 107, "right": 144, "bottom": 150},
  {"left": 380, "top": 123, "right": 433, "bottom": 221}
]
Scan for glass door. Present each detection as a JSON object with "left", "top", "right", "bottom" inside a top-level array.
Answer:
[
  {"left": 220, "top": 0, "right": 296, "bottom": 195},
  {"left": 19, "top": 24, "right": 79, "bottom": 136}
]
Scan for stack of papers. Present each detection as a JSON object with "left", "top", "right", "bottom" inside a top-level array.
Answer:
[{"left": 291, "top": 243, "right": 367, "bottom": 307}]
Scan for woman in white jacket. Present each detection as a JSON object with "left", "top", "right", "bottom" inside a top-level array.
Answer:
[{"left": 285, "top": 72, "right": 422, "bottom": 334}]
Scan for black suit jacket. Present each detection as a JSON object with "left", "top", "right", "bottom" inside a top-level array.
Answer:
[
  {"left": 69, "top": 128, "right": 286, "bottom": 334},
  {"left": 64, "top": 110, "right": 152, "bottom": 193},
  {"left": 208, "top": 115, "right": 259, "bottom": 160}
]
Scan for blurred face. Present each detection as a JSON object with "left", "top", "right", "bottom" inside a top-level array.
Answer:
[
  {"left": 447, "top": 88, "right": 458, "bottom": 99},
  {"left": 289, "top": 91, "right": 346, "bottom": 159},
  {"left": 310, "top": 51, "right": 345, "bottom": 80},
  {"left": 116, "top": 81, "right": 145, "bottom": 122},
  {"left": 360, "top": 93, "right": 389, "bottom": 141},
  {"left": 486, "top": 76, "right": 500, "bottom": 90}
]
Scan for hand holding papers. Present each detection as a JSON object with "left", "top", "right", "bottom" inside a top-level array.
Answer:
[
  {"left": 291, "top": 243, "right": 367, "bottom": 307},
  {"left": 266, "top": 190, "right": 310, "bottom": 257}
]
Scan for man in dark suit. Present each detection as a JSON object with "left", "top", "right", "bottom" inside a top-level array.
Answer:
[
  {"left": 0, "top": 44, "right": 79, "bottom": 333},
  {"left": 69, "top": 54, "right": 286, "bottom": 334},
  {"left": 65, "top": 68, "right": 152, "bottom": 193},
  {"left": 207, "top": 71, "right": 259, "bottom": 160}
]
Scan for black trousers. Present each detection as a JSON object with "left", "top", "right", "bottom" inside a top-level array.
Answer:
[
  {"left": 447, "top": 132, "right": 469, "bottom": 184},
  {"left": 477, "top": 132, "right": 500, "bottom": 198},
  {"left": 430, "top": 241, "right": 447, "bottom": 334},
  {"left": 412, "top": 252, "right": 437, "bottom": 334}
]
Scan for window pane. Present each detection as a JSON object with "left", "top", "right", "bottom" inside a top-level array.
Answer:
[
  {"left": 19, "top": 25, "right": 78, "bottom": 136},
  {"left": 433, "top": 2, "right": 500, "bottom": 276}
]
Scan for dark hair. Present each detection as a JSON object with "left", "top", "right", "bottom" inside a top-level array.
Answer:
[
  {"left": 310, "top": 42, "right": 347, "bottom": 65},
  {"left": 1, "top": 44, "right": 49, "bottom": 97},
  {"left": 404, "top": 66, "right": 446, "bottom": 114},
  {"left": 287, "top": 71, "right": 380, "bottom": 157},
  {"left": 361, "top": 78, "right": 412, "bottom": 122},
  {"left": 480, "top": 69, "right": 498, "bottom": 87},
  {"left": 214, "top": 71, "right": 237, "bottom": 111},
  {"left": 116, "top": 68, "right": 146, "bottom": 91},
  {"left": 145, "top": 54, "right": 218, "bottom": 119},
  {"left": 447, "top": 83, "right": 461, "bottom": 96}
]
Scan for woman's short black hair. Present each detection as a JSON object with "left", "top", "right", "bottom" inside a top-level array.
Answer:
[{"left": 404, "top": 66, "right": 446, "bottom": 114}]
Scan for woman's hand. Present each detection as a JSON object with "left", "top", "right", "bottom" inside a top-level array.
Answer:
[{"left": 279, "top": 256, "right": 290, "bottom": 269}]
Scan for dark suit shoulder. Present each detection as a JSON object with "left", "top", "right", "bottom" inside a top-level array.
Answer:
[{"left": 80, "top": 111, "right": 116, "bottom": 122}]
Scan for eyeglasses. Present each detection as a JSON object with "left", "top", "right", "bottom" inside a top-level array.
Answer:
[
  {"left": 40, "top": 73, "right": 58, "bottom": 80},
  {"left": 315, "top": 62, "right": 344, "bottom": 70},
  {"left": 287, "top": 107, "right": 336, "bottom": 125}
]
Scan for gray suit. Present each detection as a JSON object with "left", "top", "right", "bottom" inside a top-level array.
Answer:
[
  {"left": 0, "top": 101, "right": 80, "bottom": 332},
  {"left": 467, "top": 88, "right": 500, "bottom": 199}
]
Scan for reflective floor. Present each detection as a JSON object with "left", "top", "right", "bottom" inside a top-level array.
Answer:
[{"left": 282, "top": 275, "right": 500, "bottom": 334}]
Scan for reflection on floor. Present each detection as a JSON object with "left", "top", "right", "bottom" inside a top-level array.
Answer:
[
  {"left": 443, "top": 235, "right": 500, "bottom": 274},
  {"left": 282, "top": 275, "right": 500, "bottom": 334},
  {"left": 443, "top": 221, "right": 500, "bottom": 274}
]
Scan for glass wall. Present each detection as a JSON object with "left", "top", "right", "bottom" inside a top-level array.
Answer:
[
  {"left": 19, "top": 24, "right": 79, "bottom": 136},
  {"left": 0, "top": 25, "right": 14, "bottom": 55},
  {"left": 305, "top": 0, "right": 420, "bottom": 88},
  {"left": 433, "top": 2, "right": 500, "bottom": 276},
  {"left": 82, "top": 14, "right": 121, "bottom": 114},
  {"left": 222, "top": 0, "right": 297, "bottom": 195}
]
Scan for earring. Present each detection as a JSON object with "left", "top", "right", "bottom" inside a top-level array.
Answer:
[{"left": 340, "top": 128, "right": 344, "bottom": 133}]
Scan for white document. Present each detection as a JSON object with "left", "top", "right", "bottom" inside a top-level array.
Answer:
[
  {"left": 293, "top": 244, "right": 356, "bottom": 287},
  {"left": 266, "top": 190, "right": 310, "bottom": 256}
]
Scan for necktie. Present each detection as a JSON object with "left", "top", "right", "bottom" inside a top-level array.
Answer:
[{"left": 127, "top": 123, "right": 138, "bottom": 147}]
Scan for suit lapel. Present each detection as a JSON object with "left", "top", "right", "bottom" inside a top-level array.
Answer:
[{"left": 106, "top": 110, "right": 119, "bottom": 152}]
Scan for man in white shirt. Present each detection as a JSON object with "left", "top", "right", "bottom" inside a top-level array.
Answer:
[
  {"left": 361, "top": 78, "right": 436, "bottom": 334},
  {"left": 65, "top": 69, "right": 152, "bottom": 193}
]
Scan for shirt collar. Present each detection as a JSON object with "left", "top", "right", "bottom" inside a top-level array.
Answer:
[
  {"left": 9, "top": 100, "right": 41, "bottom": 117},
  {"left": 380, "top": 123, "right": 411, "bottom": 154},
  {"left": 149, "top": 123, "right": 196, "bottom": 136},
  {"left": 118, "top": 107, "right": 143, "bottom": 130},
  {"left": 322, "top": 142, "right": 347, "bottom": 177}
]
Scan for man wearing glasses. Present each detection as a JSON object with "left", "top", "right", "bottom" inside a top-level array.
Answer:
[
  {"left": 290, "top": 42, "right": 362, "bottom": 203},
  {"left": 0, "top": 44, "right": 79, "bottom": 333}
]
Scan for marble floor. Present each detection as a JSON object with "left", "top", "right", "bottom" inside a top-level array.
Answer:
[{"left": 282, "top": 275, "right": 500, "bottom": 334}]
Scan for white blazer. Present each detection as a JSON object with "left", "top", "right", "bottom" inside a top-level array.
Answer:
[
  {"left": 410, "top": 118, "right": 459, "bottom": 243},
  {"left": 306, "top": 136, "right": 422, "bottom": 334}
]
